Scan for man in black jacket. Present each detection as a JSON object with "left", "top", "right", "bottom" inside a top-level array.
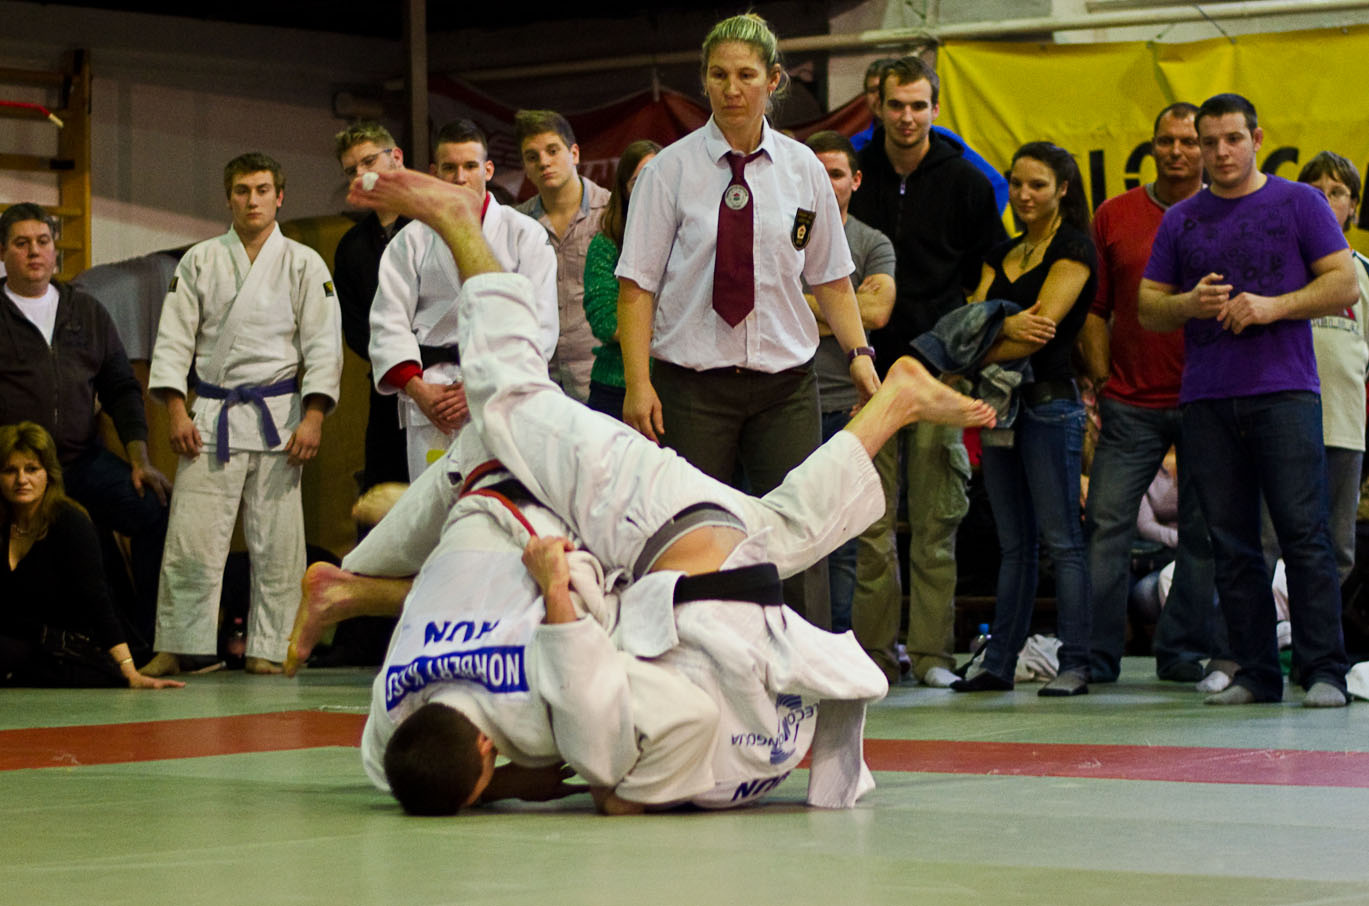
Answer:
[
  {"left": 333, "top": 122, "right": 411, "bottom": 491},
  {"left": 846, "top": 57, "right": 1006, "bottom": 687},
  {"left": 0, "top": 202, "right": 170, "bottom": 644}
]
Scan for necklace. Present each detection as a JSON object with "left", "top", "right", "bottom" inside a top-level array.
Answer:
[
  {"left": 10, "top": 523, "right": 32, "bottom": 536},
  {"left": 1020, "top": 214, "right": 1061, "bottom": 266}
]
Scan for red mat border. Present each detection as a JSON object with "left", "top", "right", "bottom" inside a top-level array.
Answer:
[{"left": 4, "top": 714, "right": 1366, "bottom": 788}]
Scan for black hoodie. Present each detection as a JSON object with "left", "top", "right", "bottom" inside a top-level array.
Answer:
[{"left": 848, "top": 127, "right": 1005, "bottom": 378}]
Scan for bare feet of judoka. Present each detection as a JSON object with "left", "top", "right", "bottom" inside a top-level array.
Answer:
[
  {"left": 139, "top": 652, "right": 226, "bottom": 677},
  {"left": 285, "top": 562, "right": 352, "bottom": 677},
  {"left": 245, "top": 657, "right": 283, "bottom": 675},
  {"left": 845, "top": 356, "right": 996, "bottom": 458}
]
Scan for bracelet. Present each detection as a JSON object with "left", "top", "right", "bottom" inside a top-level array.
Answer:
[
  {"left": 119, "top": 657, "right": 134, "bottom": 666},
  {"left": 846, "top": 345, "right": 876, "bottom": 365}
]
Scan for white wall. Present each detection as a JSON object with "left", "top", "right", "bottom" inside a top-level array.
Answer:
[{"left": 1, "top": 1, "right": 397, "bottom": 265}]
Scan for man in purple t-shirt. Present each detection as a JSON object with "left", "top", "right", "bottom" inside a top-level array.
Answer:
[{"left": 1139, "top": 93, "right": 1356, "bottom": 707}]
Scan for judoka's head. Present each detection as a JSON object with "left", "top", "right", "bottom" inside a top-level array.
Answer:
[
  {"left": 384, "top": 702, "right": 496, "bottom": 816},
  {"left": 224, "top": 152, "right": 285, "bottom": 238},
  {"left": 336, "top": 122, "right": 404, "bottom": 184},
  {"left": 1, "top": 202, "right": 57, "bottom": 296},
  {"left": 432, "top": 119, "right": 494, "bottom": 202}
]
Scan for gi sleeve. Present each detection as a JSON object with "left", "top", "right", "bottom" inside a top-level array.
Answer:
[
  {"left": 294, "top": 248, "right": 343, "bottom": 412},
  {"left": 369, "top": 225, "right": 426, "bottom": 393},
  {"left": 148, "top": 251, "right": 204, "bottom": 400},
  {"left": 530, "top": 616, "right": 636, "bottom": 787},
  {"left": 511, "top": 218, "right": 560, "bottom": 365}
]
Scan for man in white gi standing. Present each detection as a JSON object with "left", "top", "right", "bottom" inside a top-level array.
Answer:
[
  {"left": 369, "top": 119, "right": 557, "bottom": 480},
  {"left": 143, "top": 152, "right": 342, "bottom": 676}
]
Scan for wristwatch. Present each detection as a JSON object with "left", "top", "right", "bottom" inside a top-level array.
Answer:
[{"left": 846, "top": 345, "right": 876, "bottom": 364}]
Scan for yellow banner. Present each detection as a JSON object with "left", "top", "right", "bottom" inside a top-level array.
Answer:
[{"left": 939, "top": 26, "right": 1369, "bottom": 252}]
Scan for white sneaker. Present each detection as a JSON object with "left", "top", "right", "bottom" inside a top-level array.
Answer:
[
  {"left": 921, "top": 666, "right": 960, "bottom": 688},
  {"left": 1196, "top": 670, "right": 1232, "bottom": 693}
]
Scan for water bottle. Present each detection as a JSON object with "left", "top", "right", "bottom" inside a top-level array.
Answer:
[
  {"left": 226, "top": 616, "right": 247, "bottom": 660},
  {"left": 970, "top": 623, "right": 991, "bottom": 656}
]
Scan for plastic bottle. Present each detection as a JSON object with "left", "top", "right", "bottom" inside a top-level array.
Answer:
[{"left": 970, "top": 622, "right": 991, "bottom": 656}]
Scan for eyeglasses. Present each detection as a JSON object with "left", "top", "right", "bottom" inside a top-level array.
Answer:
[{"left": 343, "top": 148, "right": 395, "bottom": 180}]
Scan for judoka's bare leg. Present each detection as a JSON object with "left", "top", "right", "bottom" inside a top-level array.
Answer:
[
  {"left": 347, "top": 171, "right": 497, "bottom": 278},
  {"left": 284, "top": 564, "right": 414, "bottom": 676},
  {"left": 843, "top": 356, "right": 996, "bottom": 458}
]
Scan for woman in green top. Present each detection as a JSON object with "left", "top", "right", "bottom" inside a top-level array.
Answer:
[{"left": 583, "top": 139, "right": 661, "bottom": 419}]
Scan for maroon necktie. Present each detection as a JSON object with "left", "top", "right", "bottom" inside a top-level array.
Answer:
[{"left": 713, "top": 150, "right": 762, "bottom": 327}]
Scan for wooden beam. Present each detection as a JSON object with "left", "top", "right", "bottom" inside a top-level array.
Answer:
[{"left": 402, "top": 0, "right": 428, "bottom": 172}]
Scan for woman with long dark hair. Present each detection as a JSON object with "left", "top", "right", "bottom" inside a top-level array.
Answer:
[
  {"left": 582, "top": 138, "right": 661, "bottom": 419},
  {"left": 952, "top": 142, "right": 1098, "bottom": 696},
  {"left": 1, "top": 421, "right": 182, "bottom": 689}
]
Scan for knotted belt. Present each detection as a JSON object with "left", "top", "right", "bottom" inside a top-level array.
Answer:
[{"left": 194, "top": 377, "right": 299, "bottom": 463}]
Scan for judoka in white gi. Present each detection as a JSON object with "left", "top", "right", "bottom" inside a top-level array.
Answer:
[
  {"left": 367, "top": 119, "right": 557, "bottom": 481},
  {"left": 292, "top": 167, "right": 996, "bottom": 814},
  {"left": 143, "top": 153, "right": 342, "bottom": 676}
]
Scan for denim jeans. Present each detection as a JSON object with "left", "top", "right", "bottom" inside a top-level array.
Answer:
[
  {"left": 1084, "top": 397, "right": 1223, "bottom": 681},
  {"left": 821, "top": 408, "right": 857, "bottom": 633},
  {"left": 980, "top": 396, "right": 1090, "bottom": 681},
  {"left": 1182, "top": 392, "right": 1348, "bottom": 700}
]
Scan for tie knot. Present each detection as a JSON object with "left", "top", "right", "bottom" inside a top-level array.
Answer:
[{"left": 727, "top": 150, "right": 761, "bottom": 179}]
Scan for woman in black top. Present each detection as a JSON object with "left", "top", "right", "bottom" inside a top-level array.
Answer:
[
  {"left": 1, "top": 421, "right": 181, "bottom": 689},
  {"left": 951, "top": 142, "right": 1098, "bottom": 696}
]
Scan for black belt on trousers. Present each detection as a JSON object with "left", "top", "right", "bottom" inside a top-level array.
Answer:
[
  {"left": 673, "top": 562, "right": 783, "bottom": 606},
  {"left": 419, "top": 344, "right": 461, "bottom": 368},
  {"left": 1021, "top": 379, "right": 1078, "bottom": 406}
]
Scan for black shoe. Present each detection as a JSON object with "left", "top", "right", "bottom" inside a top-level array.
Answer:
[
  {"left": 1038, "top": 670, "right": 1089, "bottom": 696},
  {"left": 950, "top": 672, "right": 1014, "bottom": 692},
  {"left": 1156, "top": 661, "right": 1205, "bottom": 683}
]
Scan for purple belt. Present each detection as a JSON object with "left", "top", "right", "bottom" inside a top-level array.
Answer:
[{"left": 195, "top": 377, "right": 299, "bottom": 463}]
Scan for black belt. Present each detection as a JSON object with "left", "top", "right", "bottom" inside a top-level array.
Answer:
[
  {"left": 419, "top": 344, "right": 461, "bottom": 368},
  {"left": 1021, "top": 379, "right": 1078, "bottom": 406},
  {"left": 475, "top": 476, "right": 535, "bottom": 505},
  {"left": 673, "top": 563, "right": 783, "bottom": 606},
  {"left": 671, "top": 358, "right": 814, "bottom": 379}
]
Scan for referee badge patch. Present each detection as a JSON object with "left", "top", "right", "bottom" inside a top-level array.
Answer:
[{"left": 791, "top": 209, "right": 816, "bottom": 250}]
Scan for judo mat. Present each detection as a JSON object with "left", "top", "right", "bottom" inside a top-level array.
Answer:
[{"left": 3, "top": 657, "right": 1366, "bottom": 906}]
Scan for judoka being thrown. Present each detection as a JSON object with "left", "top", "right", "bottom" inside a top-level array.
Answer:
[{"left": 292, "top": 168, "right": 996, "bottom": 816}]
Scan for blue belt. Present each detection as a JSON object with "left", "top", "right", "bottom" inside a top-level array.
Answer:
[{"left": 195, "top": 377, "right": 299, "bottom": 463}]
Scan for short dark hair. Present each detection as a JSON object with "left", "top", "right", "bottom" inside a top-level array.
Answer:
[
  {"left": 880, "top": 55, "right": 939, "bottom": 106},
  {"left": 433, "top": 119, "right": 488, "bottom": 155},
  {"left": 805, "top": 130, "right": 858, "bottom": 174},
  {"left": 383, "top": 703, "right": 486, "bottom": 816},
  {"left": 1196, "top": 93, "right": 1258, "bottom": 134},
  {"left": 334, "top": 122, "right": 398, "bottom": 161},
  {"left": 514, "top": 109, "right": 575, "bottom": 151},
  {"left": 223, "top": 152, "right": 284, "bottom": 198},
  {"left": 1152, "top": 102, "right": 1199, "bottom": 137},
  {"left": 1011, "top": 141, "right": 1091, "bottom": 232},
  {"left": 0, "top": 202, "right": 55, "bottom": 246}
]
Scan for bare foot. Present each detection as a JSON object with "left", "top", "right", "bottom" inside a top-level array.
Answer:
[
  {"left": 286, "top": 563, "right": 414, "bottom": 676},
  {"left": 245, "top": 657, "right": 284, "bottom": 675},
  {"left": 886, "top": 356, "right": 997, "bottom": 427},
  {"left": 351, "top": 481, "right": 408, "bottom": 529},
  {"left": 286, "top": 562, "right": 349, "bottom": 677}
]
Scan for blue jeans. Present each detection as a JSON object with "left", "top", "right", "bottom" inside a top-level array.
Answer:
[
  {"left": 980, "top": 397, "right": 1090, "bottom": 681},
  {"left": 1084, "top": 397, "right": 1223, "bottom": 681},
  {"left": 821, "top": 408, "right": 858, "bottom": 633},
  {"left": 1183, "top": 392, "right": 1348, "bottom": 700}
]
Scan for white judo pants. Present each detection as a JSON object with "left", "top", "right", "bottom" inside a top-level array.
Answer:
[
  {"left": 455, "top": 273, "right": 884, "bottom": 580},
  {"left": 154, "top": 450, "right": 304, "bottom": 661}
]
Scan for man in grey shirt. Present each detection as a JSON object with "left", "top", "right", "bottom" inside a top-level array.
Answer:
[{"left": 804, "top": 131, "right": 895, "bottom": 632}]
